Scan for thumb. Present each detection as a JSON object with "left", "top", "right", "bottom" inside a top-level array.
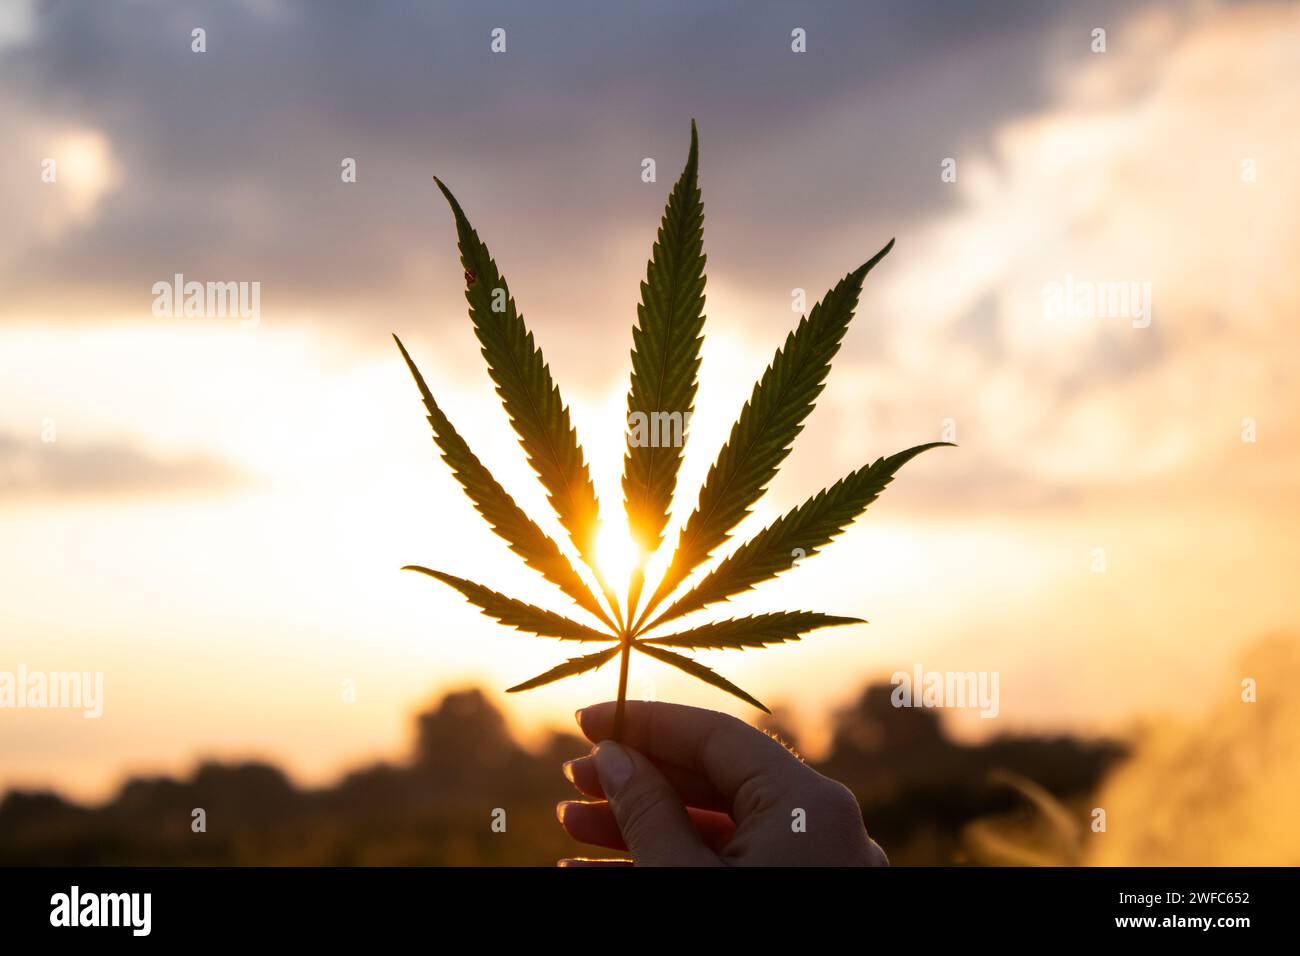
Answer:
[{"left": 592, "top": 741, "right": 719, "bottom": 867}]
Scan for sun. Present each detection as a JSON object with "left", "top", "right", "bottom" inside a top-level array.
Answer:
[{"left": 595, "top": 517, "right": 641, "bottom": 612}]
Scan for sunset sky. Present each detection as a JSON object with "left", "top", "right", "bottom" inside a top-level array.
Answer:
[{"left": 2, "top": 0, "right": 1298, "bottom": 801}]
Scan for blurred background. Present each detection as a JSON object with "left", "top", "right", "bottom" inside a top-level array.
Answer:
[{"left": 1, "top": 0, "right": 1297, "bottom": 864}]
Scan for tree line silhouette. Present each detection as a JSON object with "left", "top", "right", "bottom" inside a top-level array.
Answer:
[{"left": 0, "top": 681, "right": 1123, "bottom": 865}]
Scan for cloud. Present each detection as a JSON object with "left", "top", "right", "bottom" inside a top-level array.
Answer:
[
  {"left": 0, "top": 431, "right": 244, "bottom": 499},
  {"left": 816, "top": 0, "right": 1300, "bottom": 500},
  {"left": 0, "top": 0, "right": 1100, "bottom": 341},
  {"left": 1, "top": 0, "right": 1294, "bottom": 513},
  {"left": 0, "top": 0, "right": 33, "bottom": 52}
]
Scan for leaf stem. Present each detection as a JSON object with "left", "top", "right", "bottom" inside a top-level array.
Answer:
[{"left": 612, "top": 632, "right": 632, "bottom": 742}]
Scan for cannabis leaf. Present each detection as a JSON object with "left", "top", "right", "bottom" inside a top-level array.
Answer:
[
  {"left": 394, "top": 336, "right": 616, "bottom": 631},
  {"left": 622, "top": 119, "right": 706, "bottom": 619},
  {"left": 630, "top": 241, "right": 895, "bottom": 633},
  {"left": 401, "top": 567, "right": 614, "bottom": 642},
  {"left": 641, "top": 611, "right": 864, "bottom": 650},
  {"left": 644, "top": 442, "right": 951, "bottom": 631},
  {"left": 397, "top": 122, "right": 951, "bottom": 740},
  {"left": 634, "top": 643, "right": 768, "bottom": 713},
  {"left": 433, "top": 177, "right": 623, "bottom": 629},
  {"left": 507, "top": 646, "right": 624, "bottom": 694}
]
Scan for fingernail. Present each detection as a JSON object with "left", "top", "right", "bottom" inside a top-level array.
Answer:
[
  {"left": 592, "top": 741, "right": 634, "bottom": 795},
  {"left": 555, "top": 801, "right": 570, "bottom": 824},
  {"left": 561, "top": 759, "right": 578, "bottom": 784},
  {"left": 574, "top": 708, "right": 585, "bottom": 726}
]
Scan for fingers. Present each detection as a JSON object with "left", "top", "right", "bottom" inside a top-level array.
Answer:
[
  {"left": 577, "top": 701, "right": 810, "bottom": 814},
  {"left": 586, "top": 741, "right": 720, "bottom": 866},
  {"left": 558, "top": 799, "right": 737, "bottom": 853},
  {"left": 563, "top": 753, "right": 730, "bottom": 813}
]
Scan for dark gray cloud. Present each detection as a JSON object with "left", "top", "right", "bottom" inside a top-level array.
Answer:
[
  {"left": 0, "top": 431, "right": 243, "bottom": 497},
  {"left": 1, "top": 0, "right": 1147, "bottom": 364}
]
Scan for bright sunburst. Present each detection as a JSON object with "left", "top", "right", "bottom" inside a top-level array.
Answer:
[{"left": 595, "top": 517, "right": 641, "bottom": 610}]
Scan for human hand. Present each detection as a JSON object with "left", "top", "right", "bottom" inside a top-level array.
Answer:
[{"left": 557, "top": 700, "right": 888, "bottom": 866}]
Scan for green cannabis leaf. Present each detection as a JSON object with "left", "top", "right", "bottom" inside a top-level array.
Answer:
[
  {"left": 397, "top": 121, "right": 951, "bottom": 740},
  {"left": 622, "top": 121, "right": 706, "bottom": 621}
]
